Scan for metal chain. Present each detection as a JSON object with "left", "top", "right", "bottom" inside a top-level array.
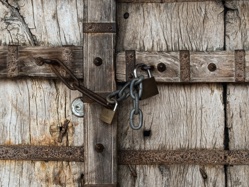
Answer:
[
  {"left": 35, "top": 58, "right": 111, "bottom": 109},
  {"left": 106, "top": 64, "right": 151, "bottom": 130}
]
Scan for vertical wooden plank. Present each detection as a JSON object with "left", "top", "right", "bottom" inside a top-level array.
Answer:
[
  {"left": 83, "top": 0, "right": 117, "bottom": 185},
  {"left": 225, "top": 1, "right": 249, "bottom": 187},
  {"left": 0, "top": 1, "right": 85, "bottom": 186},
  {"left": 117, "top": 1, "right": 225, "bottom": 187}
]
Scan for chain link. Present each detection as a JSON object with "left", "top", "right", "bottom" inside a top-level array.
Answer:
[
  {"left": 35, "top": 58, "right": 111, "bottom": 109},
  {"left": 106, "top": 64, "right": 152, "bottom": 130}
]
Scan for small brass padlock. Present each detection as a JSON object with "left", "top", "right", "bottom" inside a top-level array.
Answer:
[
  {"left": 140, "top": 68, "right": 159, "bottom": 100},
  {"left": 134, "top": 64, "right": 159, "bottom": 100},
  {"left": 100, "top": 101, "right": 118, "bottom": 124}
]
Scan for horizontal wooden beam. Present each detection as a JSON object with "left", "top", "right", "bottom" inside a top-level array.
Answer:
[
  {"left": 116, "top": 50, "right": 249, "bottom": 83},
  {"left": 0, "top": 145, "right": 84, "bottom": 162},
  {"left": 118, "top": 150, "right": 249, "bottom": 165},
  {"left": 117, "top": 0, "right": 242, "bottom": 3},
  {"left": 0, "top": 46, "right": 83, "bottom": 79}
]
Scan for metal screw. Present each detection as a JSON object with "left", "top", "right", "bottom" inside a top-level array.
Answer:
[
  {"left": 157, "top": 63, "right": 167, "bottom": 72},
  {"left": 124, "top": 12, "right": 129, "bottom": 19},
  {"left": 95, "top": 143, "right": 105, "bottom": 153},
  {"left": 93, "top": 57, "right": 103, "bottom": 66},
  {"left": 208, "top": 63, "right": 217, "bottom": 72}
]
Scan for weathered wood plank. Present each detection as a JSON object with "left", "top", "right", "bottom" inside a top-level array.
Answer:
[
  {"left": 118, "top": 165, "right": 224, "bottom": 187},
  {"left": 117, "top": 2, "right": 224, "bottom": 52},
  {"left": 0, "top": 161, "right": 84, "bottom": 187},
  {"left": 0, "top": 0, "right": 85, "bottom": 186},
  {"left": 116, "top": 51, "right": 249, "bottom": 82},
  {"left": 117, "top": 2, "right": 225, "bottom": 186},
  {"left": 83, "top": 0, "right": 117, "bottom": 185},
  {"left": 118, "top": 84, "right": 225, "bottom": 186},
  {"left": 225, "top": 0, "right": 249, "bottom": 51},
  {"left": 0, "top": 46, "right": 83, "bottom": 78},
  {"left": 225, "top": 1, "right": 249, "bottom": 187}
]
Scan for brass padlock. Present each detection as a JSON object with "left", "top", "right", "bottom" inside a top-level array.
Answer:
[
  {"left": 134, "top": 65, "right": 159, "bottom": 100},
  {"left": 100, "top": 101, "right": 118, "bottom": 124},
  {"left": 140, "top": 68, "right": 159, "bottom": 100}
]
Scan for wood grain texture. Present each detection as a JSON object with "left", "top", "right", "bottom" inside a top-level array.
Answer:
[
  {"left": 227, "top": 85, "right": 249, "bottom": 187},
  {"left": 0, "top": 161, "right": 84, "bottom": 187},
  {"left": 118, "top": 165, "right": 224, "bottom": 187},
  {"left": 225, "top": 1, "right": 249, "bottom": 186},
  {"left": 0, "top": 46, "right": 83, "bottom": 78},
  {"left": 118, "top": 84, "right": 225, "bottom": 186},
  {"left": 225, "top": 0, "right": 249, "bottom": 50},
  {"left": 0, "top": 0, "right": 84, "bottom": 186},
  {"left": 117, "top": 2, "right": 226, "bottom": 186},
  {"left": 117, "top": 2, "right": 224, "bottom": 52},
  {"left": 83, "top": 0, "right": 117, "bottom": 185}
]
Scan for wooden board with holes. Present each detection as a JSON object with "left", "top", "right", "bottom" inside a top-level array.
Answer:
[{"left": 117, "top": 1, "right": 226, "bottom": 186}]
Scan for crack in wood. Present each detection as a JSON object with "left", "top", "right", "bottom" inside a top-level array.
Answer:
[{"left": 0, "top": 0, "right": 37, "bottom": 46}]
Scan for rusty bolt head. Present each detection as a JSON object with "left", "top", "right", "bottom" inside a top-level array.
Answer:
[
  {"left": 93, "top": 57, "right": 103, "bottom": 66},
  {"left": 95, "top": 143, "right": 105, "bottom": 153},
  {"left": 208, "top": 63, "right": 217, "bottom": 72},
  {"left": 124, "top": 12, "right": 129, "bottom": 19},
  {"left": 157, "top": 63, "right": 167, "bottom": 72}
]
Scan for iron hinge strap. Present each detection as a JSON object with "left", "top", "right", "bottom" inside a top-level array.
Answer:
[
  {"left": 83, "top": 23, "right": 116, "bottom": 33},
  {"left": 0, "top": 145, "right": 84, "bottom": 162}
]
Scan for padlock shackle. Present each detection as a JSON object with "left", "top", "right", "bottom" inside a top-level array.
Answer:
[{"left": 133, "top": 63, "right": 152, "bottom": 78}]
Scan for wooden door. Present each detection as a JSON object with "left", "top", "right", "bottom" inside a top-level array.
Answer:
[
  {"left": 115, "top": 1, "right": 249, "bottom": 187},
  {"left": 0, "top": 0, "right": 116, "bottom": 186}
]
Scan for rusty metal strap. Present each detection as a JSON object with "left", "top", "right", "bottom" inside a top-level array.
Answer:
[
  {"left": 235, "top": 50, "right": 245, "bottom": 82},
  {"left": 117, "top": 0, "right": 241, "bottom": 2},
  {"left": 84, "top": 185, "right": 117, "bottom": 187},
  {"left": 83, "top": 23, "right": 116, "bottom": 33},
  {"left": 125, "top": 50, "right": 136, "bottom": 81},
  {"left": 119, "top": 150, "right": 249, "bottom": 165},
  {"left": 0, "top": 145, "right": 84, "bottom": 162},
  {"left": 180, "top": 50, "right": 190, "bottom": 82}
]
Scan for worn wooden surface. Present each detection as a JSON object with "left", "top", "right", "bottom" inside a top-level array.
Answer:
[
  {"left": 0, "top": 46, "right": 83, "bottom": 78},
  {"left": 117, "top": 2, "right": 224, "bottom": 52},
  {"left": 83, "top": 0, "right": 117, "bottom": 185},
  {"left": 117, "top": 1, "right": 226, "bottom": 187},
  {"left": 0, "top": 0, "right": 84, "bottom": 186},
  {"left": 116, "top": 51, "right": 249, "bottom": 82},
  {"left": 225, "top": 1, "right": 249, "bottom": 187},
  {"left": 118, "top": 85, "right": 225, "bottom": 186}
]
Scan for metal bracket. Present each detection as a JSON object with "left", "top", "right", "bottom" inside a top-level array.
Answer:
[
  {"left": 180, "top": 50, "right": 190, "bottom": 82},
  {"left": 125, "top": 50, "right": 136, "bottom": 81},
  {"left": 235, "top": 50, "right": 245, "bottom": 82},
  {"left": 83, "top": 23, "right": 116, "bottom": 33}
]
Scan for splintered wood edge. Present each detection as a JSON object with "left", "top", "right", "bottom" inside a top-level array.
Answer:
[{"left": 116, "top": 51, "right": 249, "bottom": 83}]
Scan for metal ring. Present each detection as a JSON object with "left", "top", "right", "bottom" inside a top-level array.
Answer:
[
  {"left": 133, "top": 92, "right": 139, "bottom": 115},
  {"left": 106, "top": 90, "right": 119, "bottom": 104},
  {"left": 129, "top": 109, "right": 143, "bottom": 130},
  {"left": 130, "top": 78, "right": 138, "bottom": 99}
]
